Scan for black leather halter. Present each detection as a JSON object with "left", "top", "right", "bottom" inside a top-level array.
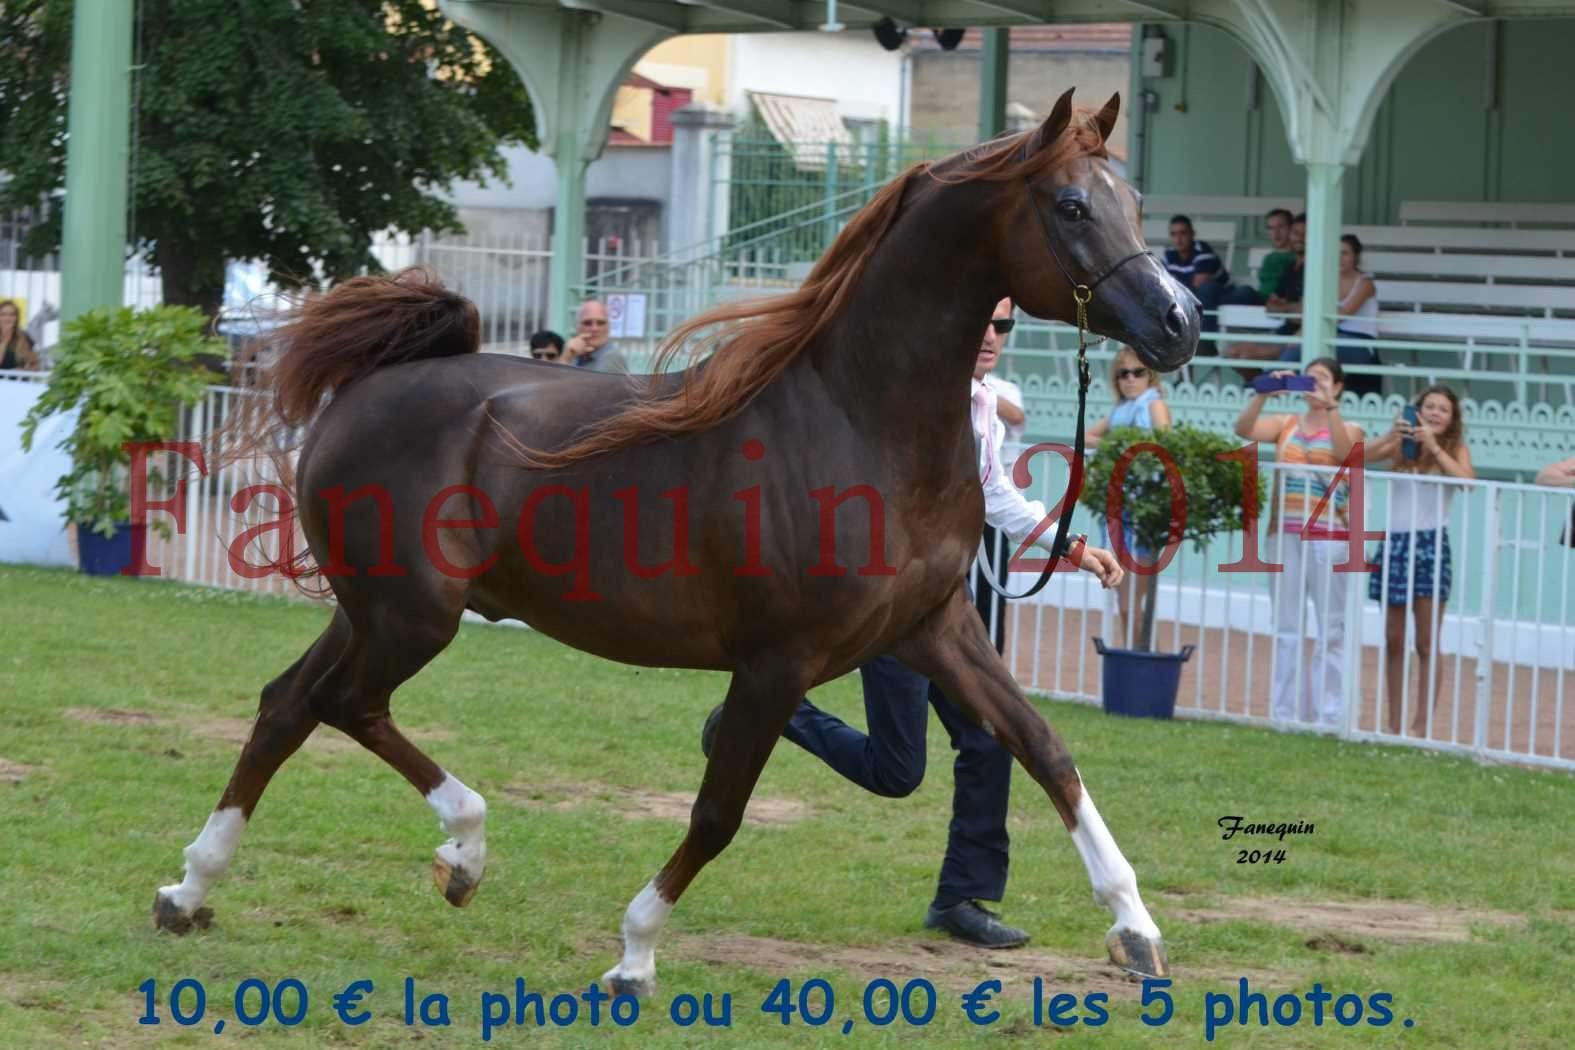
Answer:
[{"left": 972, "top": 174, "right": 1153, "bottom": 602}]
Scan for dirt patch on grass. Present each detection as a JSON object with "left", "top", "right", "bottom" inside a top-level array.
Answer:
[
  {"left": 0, "top": 971, "right": 70, "bottom": 1008},
  {"left": 1163, "top": 891, "right": 1524, "bottom": 945},
  {"left": 64, "top": 707, "right": 158, "bottom": 725},
  {"left": 63, "top": 707, "right": 451, "bottom": 757},
  {"left": 0, "top": 758, "right": 34, "bottom": 784},
  {"left": 575, "top": 932, "right": 1287, "bottom": 1000},
  {"left": 503, "top": 781, "right": 812, "bottom": 828},
  {"left": 1305, "top": 934, "right": 1369, "bottom": 955}
]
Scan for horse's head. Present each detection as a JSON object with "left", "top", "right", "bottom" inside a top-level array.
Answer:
[{"left": 999, "top": 89, "right": 1199, "bottom": 373}]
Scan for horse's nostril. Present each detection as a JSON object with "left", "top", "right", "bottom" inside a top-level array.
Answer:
[{"left": 1164, "top": 303, "right": 1186, "bottom": 338}]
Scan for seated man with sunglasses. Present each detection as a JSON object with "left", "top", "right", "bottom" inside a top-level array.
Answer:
[
  {"left": 528, "top": 330, "right": 566, "bottom": 363},
  {"left": 700, "top": 298, "right": 1124, "bottom": 950}
]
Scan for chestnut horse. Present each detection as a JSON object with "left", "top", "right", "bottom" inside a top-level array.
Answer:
[{"left": 152, "top": 90, "right": 1199, "bottom": 993}]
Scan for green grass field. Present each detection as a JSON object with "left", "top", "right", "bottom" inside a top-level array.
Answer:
[{"left": 2, "top": 562, "right": 1573, "bottom": 1048}]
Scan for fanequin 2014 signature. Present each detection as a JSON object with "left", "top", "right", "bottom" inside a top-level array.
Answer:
[{"left": 1217, "top": 816, "right": 1315, "bottom": 866}]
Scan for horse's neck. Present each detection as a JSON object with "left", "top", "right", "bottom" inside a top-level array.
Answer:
[{"left": 805, "top": 190, "right": 1003, "bottom": 447}]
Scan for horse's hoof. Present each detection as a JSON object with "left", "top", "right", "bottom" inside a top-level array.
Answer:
[
  {"left": 432, "top": 853, "right": 482, "bottom": 908},
  {"left": 153, "top": 891, "right": 213, "bottom": 935},
  {"left": 600, "top": 969, "right": 655, "bottom": 1000},
  {"left": 1106, "top": 926, "right": 1168, "bottom": 979}
]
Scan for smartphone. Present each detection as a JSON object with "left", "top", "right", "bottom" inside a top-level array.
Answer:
[
  {"left": 1284, "top": 375, "right": 1318, "bottom": 392},
  {"left": 1250, "top": 374, "right": 1285, "bottom": 394},
  {"left": 1401, "top": 405, "right": 1421, "bottom": 460}
]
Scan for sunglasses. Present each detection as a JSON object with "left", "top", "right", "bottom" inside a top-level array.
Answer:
[
  {"left": 988, "top": 318, "right": 1015, "bottom": 335},
  {"left": 1116, "top": 368, "right": 1149, "bottom": 380},
  {"left": 531, "top": 350, "right": 560, "bottom": 360}
]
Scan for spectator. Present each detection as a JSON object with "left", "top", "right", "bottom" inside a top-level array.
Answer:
[
  {"left": 1256, "top": 208, "right": 1297, "bottom": 300},
  {"left": 1538, "top": 455, "right": 1575, "bottom": 548},
  {"left": 1534, "top": 456, "right": 1575, "bottom": 488},
  {"left": 0, "top": 300, "right": 40, "bottom": 371},
  {"left": 1234, "top": 358, "right": 1363, "bottom": 728},
  {"left": 1224, "top": 213, "right": 1306, "bottom": 373},
  {"left": 564, "top": 300, "right": 628, "bottom": 373},
  {"left": 1164, "top": 215, "right": 1256, "bottom": 338},
  {"left": 1362, "top": 385, "right": 1475, "bottom": 738},
  {"left": 1279, "top": 234, "right": 1381, "bottom": 399},
  {"left": 528, "top": 330, "right": 566, "bottom": 363},
  {"left": 1087, "top": 345, "right": 1173, "bottom": 647}
]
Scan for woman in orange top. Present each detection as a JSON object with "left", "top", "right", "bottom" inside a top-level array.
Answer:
[{"left": 1235, "top": 358, "right": 1365, "bottom": 728}]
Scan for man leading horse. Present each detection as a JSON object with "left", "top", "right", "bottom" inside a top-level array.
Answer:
[{"left": 699, "top": 295, "right": 1124, "bottom": 949}]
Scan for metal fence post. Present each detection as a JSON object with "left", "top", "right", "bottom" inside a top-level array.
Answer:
[
  {"left": 1341, "top": 525, "right": 1364, "bottom": 739},
  {"left": 1472, "top": 488, "right": 1500, "bottom": 755},
  {"left": 823, "top": 140, "right": 839, "bottom": 248}
]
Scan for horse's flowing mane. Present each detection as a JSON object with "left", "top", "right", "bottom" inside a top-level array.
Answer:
[{"left": 514, "top": 107, "right": 1113, "bottom": 470}]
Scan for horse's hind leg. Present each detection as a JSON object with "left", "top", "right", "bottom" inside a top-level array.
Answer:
[
  {"left": 891, "top": 589, "right": 1167, "bottom": 978},
  {"left": 153, "top": 610, "right": 348, "bottom": 933},
  {"left": 601, "top": 662, "right": 811, "bottom": 997},
  {"left": 303, "top": 608, "right": 487, "bottom": 907}
]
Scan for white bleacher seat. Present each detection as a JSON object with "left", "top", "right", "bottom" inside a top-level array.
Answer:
[
  {"left": 1344, "top": 225, "right": 1575, "bottom": 255},
  {"left": 1143, "top": 195, "right": 1303, "bottom": 221},
  {"left": 1218, "top": 305, "right": 1575, "bottom": 342},
  {"left": 1141, "top": 218, "right": 1235, "bottom": 245},
  {"left": 1398, "top": 201, "right": 1575, "bottom": 228},
  {"left": 1247, "top": 247, "right": 1575, "bottom": 284}
]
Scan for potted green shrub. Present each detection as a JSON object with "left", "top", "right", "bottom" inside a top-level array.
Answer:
[
  {"left": 1078, "top": 423, "right": 1253, "bottom": 719},
  {"left": 20, "top": 306, "right": 225, "bottom": 576}
]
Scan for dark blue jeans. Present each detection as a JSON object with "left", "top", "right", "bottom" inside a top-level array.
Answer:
[{"left": 783, "top": 651, "right": 1013, "bottom": 910}]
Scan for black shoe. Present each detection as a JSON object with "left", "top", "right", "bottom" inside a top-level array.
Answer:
[
  {"left": 700, "top": 703, "right": 724, "bottom": 758},
  {"left": 923, "top": 901, "right": 1029, "bottom": 949}
]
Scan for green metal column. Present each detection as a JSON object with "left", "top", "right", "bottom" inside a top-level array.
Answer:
[
  {"left": 551, "top": 140, "right": 589, "bottom": 332},
  {"left": 978, "top": 29, "right": 1009, "bottom": 141},
  {"left": 549, "top": 13, "right": 591, "bottom": 333},
  {"left": 59, "top": 0, "right": 134, "bottom": 323},
  {"left": 1300, "top": 162, "right": 1345, "bottom": 366}
]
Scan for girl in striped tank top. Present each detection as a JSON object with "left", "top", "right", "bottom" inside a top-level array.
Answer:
[{"left": 1235, "top": 358, "right": 1366, "bottom": 729}]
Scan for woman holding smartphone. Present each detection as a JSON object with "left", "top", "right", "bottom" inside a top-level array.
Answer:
[
  {"left": 1235, "top": 358, "right": 1364, "bottom": 728},
  {"left": 1362, "top": 386, "right": 1474, "bottom": 737}
]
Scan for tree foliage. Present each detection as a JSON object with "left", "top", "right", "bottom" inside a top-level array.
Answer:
[{"left": 0, "top": 0, "right": 535, "bottom": 314}]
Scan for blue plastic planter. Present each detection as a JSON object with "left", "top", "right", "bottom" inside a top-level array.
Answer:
[
  {"left": 77, "top": 521, "right": 146, "bottom": 577},
  {"left": 1093, "top": 637, "right": 1196, "bottom": 720}
]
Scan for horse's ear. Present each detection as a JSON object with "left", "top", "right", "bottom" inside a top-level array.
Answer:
[
  {"left": 1030, "top": 88, "right": 1076, "bottom": 155},
  {"left": 1095, "top": 92, "right": 1120, "bottom": 143}
]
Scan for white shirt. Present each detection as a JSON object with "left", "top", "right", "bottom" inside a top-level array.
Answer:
[
  {"left": 1386, "top": 475, "right": 1455, "bottom": 533},
  {"left": 972, "top": 376, "right": 1054, "bottom": 551},
  {"left": 993, "top": 377, "right": 1026, "bottom": 449}
]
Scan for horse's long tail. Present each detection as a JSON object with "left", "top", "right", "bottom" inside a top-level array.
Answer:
[
  {"left": 205, "top": 268, "right": 478, "bottom": 593},
  {"left": 211, "top": 267, "right": 476, "bottom": 473},
  {"left": 264, "top": 266, "right": 479, "bottom": 428}
]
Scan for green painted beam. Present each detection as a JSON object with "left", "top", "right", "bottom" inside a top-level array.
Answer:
[
  {"left": 59, "top": 0, "right": 134, "bottom": 323},
  {"left": 978, "top": 27, "right": 1009, "bottom": 141}
]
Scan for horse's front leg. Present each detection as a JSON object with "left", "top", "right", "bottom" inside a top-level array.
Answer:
[
  {"left": 601, "top": 656, "right": 816, "bottom": 997},
  {"left": 891, "top": 588, "right": 1167, "bottom": 978}
]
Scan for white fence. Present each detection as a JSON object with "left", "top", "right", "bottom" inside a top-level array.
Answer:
[
  {"left": 49, "top": 387, "right": 1562, "bottom": 772},
  {"left": 988, "top": 450, "right": 1575, "bottom": 771}
]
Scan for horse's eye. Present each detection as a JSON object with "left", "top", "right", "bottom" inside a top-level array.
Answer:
[{"left": 1057, "top": 200, "right": 1088, "bottom": 222}]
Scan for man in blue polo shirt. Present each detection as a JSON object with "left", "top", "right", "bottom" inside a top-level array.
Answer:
[{"left": 1164, "top": 215, "right": 1256, "bottom": 341}]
